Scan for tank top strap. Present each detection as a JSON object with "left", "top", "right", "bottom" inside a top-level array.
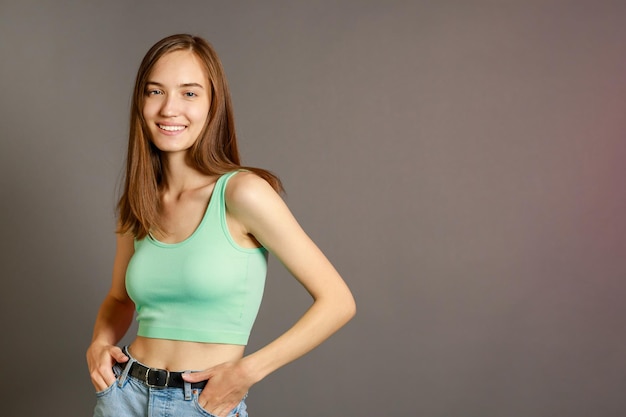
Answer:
[
  {"left": 207, "top": 170, "right": 242, "bottom": 218},
  {"left": 213, "top": 170, "right": 240, "bottom": 202}
]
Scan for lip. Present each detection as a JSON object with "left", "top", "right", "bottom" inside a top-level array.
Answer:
[{"left": 156, "top": 122, "right": 187, "bottom": 135}]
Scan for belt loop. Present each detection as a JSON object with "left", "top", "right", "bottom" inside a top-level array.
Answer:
[
  {"left": 118, "top": 346, "right": 136, "bottom": 388},
  {"left": 183, "top": 371, "right": 192, "bottom": 400}
]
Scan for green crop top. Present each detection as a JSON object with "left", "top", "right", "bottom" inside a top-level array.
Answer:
[{"left": 125, "top": 171, "right": 268, "bottom": 345}]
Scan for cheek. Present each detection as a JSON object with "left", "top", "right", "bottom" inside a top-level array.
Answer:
[
  {"left": 142, "top": 102, "right": 157, "bottom": 120},
  {"left": 190, "top": 107, "right": 210, "bottom": 125},
  {"left": 192, "top": 98, "right": 211, "bottom": 123}
]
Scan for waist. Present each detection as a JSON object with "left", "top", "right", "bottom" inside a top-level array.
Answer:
[{"left": 129, "top": 336, "right": 245, "bottom": 371}]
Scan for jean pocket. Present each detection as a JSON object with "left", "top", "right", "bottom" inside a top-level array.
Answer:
[
  {"left": 95, "top": 380, "right": 117, "bottom": 397},
  {"left": 192, "top": 394, "right": 241, "bottom": 417},
  {"left": 94, "top": 364, "right": 122, "bottom": 397}
]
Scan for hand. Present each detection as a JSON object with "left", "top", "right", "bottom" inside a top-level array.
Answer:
[
  {"left": 86, "top": 342, "right": 129, "bottom": 392},
  {"left": 182, "top": 360, "right": 255, "bottom": 417}
]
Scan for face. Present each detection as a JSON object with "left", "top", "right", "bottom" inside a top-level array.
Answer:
[{"left": 142, "top": 50, "right": 211, "bottom": 154}]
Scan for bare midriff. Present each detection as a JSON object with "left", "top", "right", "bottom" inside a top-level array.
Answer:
[{"left": 128, "top": 336, "right": 245, "bottom": 372}]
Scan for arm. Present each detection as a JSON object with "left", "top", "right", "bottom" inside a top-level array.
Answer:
[
  {"left": 233, "top": 175, "right": 356, "bottom": 381},
  {"left": 86, "top": 232, "right": 136, "bottom": 391},
  {"left": 185, "top": 172, "right": 356, "bottom": 414}
]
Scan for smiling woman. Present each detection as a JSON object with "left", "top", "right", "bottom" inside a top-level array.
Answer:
[
  {"left": 142, "top": 51, "right": 210, "bottom": 154},
  {"left": 86, "top": 34, "right": 355, "bottom": 417}
]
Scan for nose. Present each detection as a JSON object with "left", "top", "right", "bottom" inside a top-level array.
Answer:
[{"left": 160, "top": 95, "right": 180, "bottom": 117}]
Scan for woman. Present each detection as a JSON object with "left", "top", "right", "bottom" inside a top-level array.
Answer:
[{"left": 86, "top": 34, "right": 356, "bottom": 417}]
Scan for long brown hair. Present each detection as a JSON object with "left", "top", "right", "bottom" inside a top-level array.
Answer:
[{"left": 117, "top": 34, "right": 282, "bottom": 239}]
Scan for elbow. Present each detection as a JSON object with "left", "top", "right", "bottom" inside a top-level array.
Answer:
[
  {"left": 342, "top": 292, "right": 357, "bottom": 323},
  {"left": 349, "top": 296, "right": 357, "bottom": 320},
  {"left": 316, "top": 283, "right": 356, "bottom": 325},
  {"left": 348, "top": 289, "right": 356, "bottom": 317}
]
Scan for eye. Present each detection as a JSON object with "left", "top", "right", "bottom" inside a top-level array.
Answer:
[
  {"left": 146, "top": 89, "right": 163, "bottom": 96},
  {"left": 184, "top": 91, "right": 198, "bottom": 98}
]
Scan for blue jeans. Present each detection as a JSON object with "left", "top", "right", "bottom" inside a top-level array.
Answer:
[{"left": 93, "top": 352, "right": 248, "bottom": 417}]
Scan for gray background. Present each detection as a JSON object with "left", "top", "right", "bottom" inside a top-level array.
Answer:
[{"left": 1, "top": 1, "right": 625, "bottom": 416}]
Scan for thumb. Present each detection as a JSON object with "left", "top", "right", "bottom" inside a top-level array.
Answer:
[
  {"left": 110, "top": 346, "right": 129, "bottom": 363},
  {"left": 182, "top": 369, "right": 212, "bottom": 383}
]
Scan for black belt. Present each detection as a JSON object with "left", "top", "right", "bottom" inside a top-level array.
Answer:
[{"left": 126, "top": 361, "right": 207, "bottom": 389}]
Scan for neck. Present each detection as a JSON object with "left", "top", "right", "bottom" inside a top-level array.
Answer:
[{"left": 160, "top": 151, "right": 207, "bottom": 194}]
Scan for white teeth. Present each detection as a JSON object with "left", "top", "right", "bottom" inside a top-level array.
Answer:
[{"left": 159, "top": 124, "right": 185, "bottom": 131}]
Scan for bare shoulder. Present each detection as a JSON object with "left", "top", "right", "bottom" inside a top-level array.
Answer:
[{"left": 225, "top": 171, "right": 281, "bottom": 212}]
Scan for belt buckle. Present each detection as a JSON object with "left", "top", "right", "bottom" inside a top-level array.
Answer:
[{"left": 145, "top": 367, "right": 170, "bottom": 388}]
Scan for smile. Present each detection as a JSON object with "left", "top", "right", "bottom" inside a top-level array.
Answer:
[{"left": 158, "top": 124, "right": 186, "bottom": 132}]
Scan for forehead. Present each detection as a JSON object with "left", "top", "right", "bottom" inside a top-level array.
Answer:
[{"left": 148, "top": 50, "right": 208, "bottom": 84}]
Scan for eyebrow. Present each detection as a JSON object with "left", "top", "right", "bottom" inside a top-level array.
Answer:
[{"left": 146, "top": 81, "right": 205, "bottom": 89}]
